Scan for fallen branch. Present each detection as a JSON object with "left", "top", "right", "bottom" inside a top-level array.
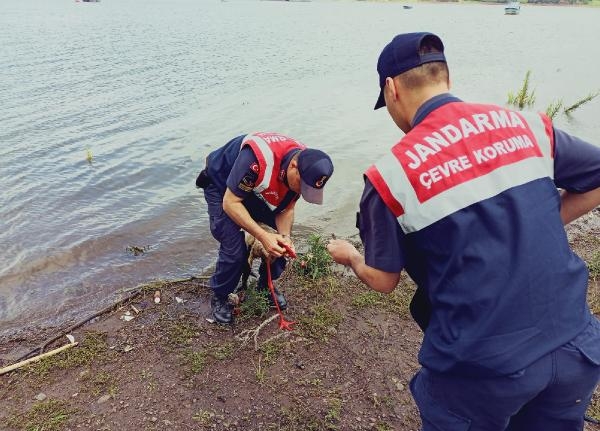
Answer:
[
  {"left": 15, "top": 288, "right": 143, "bottom": 363},
  {"left": 14, "top": 273, "right": 214, "bottom": 363},
  {"left": 235, "top": 314, "right": 279, "bottom": 350},
  {"left": 0, "top": 342, "right": 78, "bottom": 376}
]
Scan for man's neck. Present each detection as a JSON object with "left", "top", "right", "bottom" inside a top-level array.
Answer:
[{"left": 404, "top": 84, "right": 449, "bottom": 127}]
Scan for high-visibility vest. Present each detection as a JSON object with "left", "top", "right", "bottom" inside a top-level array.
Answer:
[
  {"left": 366, "top": 102, "right": 554, "bottom": 233},
  {"left": 242, "top": 132, "right": 305, "bottom": 210}
]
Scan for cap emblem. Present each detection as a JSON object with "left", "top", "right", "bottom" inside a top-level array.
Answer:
[{"left": 315, "top": 175, "right": 328, "bottom": 188}]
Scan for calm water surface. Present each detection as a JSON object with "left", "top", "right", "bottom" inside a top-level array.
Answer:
[{"left": 1, "top": 0, "right": 599, "bottom": 341}]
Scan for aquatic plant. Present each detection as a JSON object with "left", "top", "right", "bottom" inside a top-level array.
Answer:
[
  {"left": 545, "top": 99, "right": 563, "bottom": 119},
  {"left": 563, "top": 91, "right": 600, "bottom": 117},
  {"left": 508, "top": 70, "right": 599, "bottom": 120},
  {"left": 507, "top": 70, "right": 535, "bottom": 109}
]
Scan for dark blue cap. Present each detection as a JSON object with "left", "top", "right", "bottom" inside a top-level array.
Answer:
[
  {"left": 374, "top": 32, "right": 446, "bottom": 110},
  {"left": 297, "top": 149, "right": 334, "bottom": 205}
]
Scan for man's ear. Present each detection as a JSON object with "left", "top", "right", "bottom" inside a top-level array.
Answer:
[{"left": 385, "top": 77, "right": 398, "bottom": 103}]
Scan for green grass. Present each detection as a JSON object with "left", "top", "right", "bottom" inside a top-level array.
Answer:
[
  {"left": 586, "top": 250, "right": 600, "bottom": 280},
  {"left": 181, "top": 349, "right": 207, "bottom": 375},
  {"left": 166, "top": 319, "right": 199, "bottom": 347},
  {"left": 352, "top": 291, "right": 385, "bottom": 308},
  {"left": 4, "top": 399, "right": 76, "bottom": 431},
  {"left": 84, "top": 370, "right": 118, "bottom": 396},
  {"left": 239, "top": 287, "right": 270, "bottom": 320},
  {"left": 325, "top": 397, "right": 343, "bottom": 426},
  {"left": 587, "top": 390, "right": 600, "bottom": 422},
  {"left": 350, "top": 281, "right": 415, "bottom": 318},
  {"left": 25, "top": 332, "right": 109, "bottom": 378},
  {"left": 299, "top": 304, "right": 343, "bottom": 342},
  {"left": 259, "top": 338, "right": 286, "bottom": 365},
  {"left": 208, "top": 342, "right": 235, "bottom": 360},
  {"left": 279, "top": 406, "right": 331, "bottom": 431},
  {"left": 293, "top": 234, "right": 333, "bottom": 280},
  {"left": 253, "top": 356, "right": 266, "bottom": 383}
]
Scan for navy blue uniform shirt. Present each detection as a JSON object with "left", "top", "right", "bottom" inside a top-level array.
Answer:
[
  {"left": 359, "top": 93, "right": 600, "bottom": 376},
  {"left": 360, "top": 94, "right": 600, "bottom": 273}
]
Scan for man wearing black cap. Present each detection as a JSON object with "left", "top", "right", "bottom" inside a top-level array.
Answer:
[
  {"left": 328, "top": 32, "right": 600, "bottom": 429},
  {"left": 197, "top": 132, "right": 333, "bottom": 325}
]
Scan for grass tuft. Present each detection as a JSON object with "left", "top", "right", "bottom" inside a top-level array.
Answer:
[
  {"left": 545, "top": 99, "right": 563, "bottom": 120},
  {"left": 325, "top": 397, "right": 343, "bottom": 426},
  {"left": 209, "top": 342, "right": 235, "bottom": 360},
  {"left": 181, "top": 349, "right": 207, "bottom": 375},
  {"left": 25, "top": 332, "right": 109, "bottom": 377},
  {"left": 239, "top": 287, "right": 270, "bottom": 320},
  {"left": 166, "top": 319, "right": 199, "bottom": 347},
  {"left": 4, "top": 399, "right": 76, "bottom": 431},
  {"left": 299, "top": 304, "right": 343, "bottom": 342},
  {"left": 507, "top": 70, "right": 535, "bottom": 109},
  {"left": 586, "top": 250, "right": 600, "bottom": 280},
  {"left": 293, "top": 234, "right": 333, "bottom": 280},
  {"left": 259, "top": 339, "right": 285, "bottom": 365},
  {"left": 563, "top": 91, "right": 599, "bottom": 116}
]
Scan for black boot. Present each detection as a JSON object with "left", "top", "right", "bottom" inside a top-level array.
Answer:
[
  {"left": 257, "top": 282, "right": 287, "bottom": 310},
  {"left": 211, "top": 295, "right": 233, "bottom": 324}
]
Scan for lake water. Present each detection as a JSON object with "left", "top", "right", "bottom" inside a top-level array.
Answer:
[{"left": 1, "top": 0, "right": 599, "bottom": 341}]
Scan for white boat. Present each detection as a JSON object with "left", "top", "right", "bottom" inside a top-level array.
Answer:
[{"left": 505, "top": 1, "right": 520, "bottom": 14}]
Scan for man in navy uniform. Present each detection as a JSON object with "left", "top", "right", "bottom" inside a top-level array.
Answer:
[
  {"left": 328, "top": 32, "right": 600, "bottom": 430},
  {"left": 197, "top": 132, "right": 333, "bottom": 325}
]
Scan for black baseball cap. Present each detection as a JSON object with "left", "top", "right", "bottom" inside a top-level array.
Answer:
[
  {"left": 297, "top": 149, "right": 334, "bottom": 205},
  {"left": 374, "top": 32, "right": 446, "bottom": 110}
]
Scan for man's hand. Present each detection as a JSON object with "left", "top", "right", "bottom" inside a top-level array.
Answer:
[
  {"left": 327, "top": 238, "right": 401, "bottom": 293},
  {"left": 327, "top": 239, "right": 360, "bottom": 266},
  {"left": 279, "top": 235, "right": 296, "bottom": 257},
  {"left": 259, "top": 232, "right": 288, "bottom": 258}
]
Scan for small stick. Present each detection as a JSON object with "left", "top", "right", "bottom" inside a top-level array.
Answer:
[
  {"left": 0, "top": 342, "right": 78, "bottom": 376},
  {"left": 15, "top": 288, "right": 142, "bottom": 362},
  {"left": 235, "top": 314, "right": 279, "bottom": 350}
]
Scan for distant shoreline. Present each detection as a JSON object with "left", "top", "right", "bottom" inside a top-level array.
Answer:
[{"left": 362, "top": 0, "right": 600, "bottom": 7}]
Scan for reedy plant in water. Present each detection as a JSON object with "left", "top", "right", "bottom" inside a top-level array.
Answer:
[{"left": 508, "top": 70, "right": 598, "bottom": 120}]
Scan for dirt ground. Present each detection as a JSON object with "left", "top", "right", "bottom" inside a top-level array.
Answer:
[{"left": 1, "top": 213, "right": 600, "bottom": 431}]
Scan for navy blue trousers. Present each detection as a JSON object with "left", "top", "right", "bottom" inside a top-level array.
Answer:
[
  {"left": 410, "top": 318, "right": 600, "bottom": 431},
  {"left": 203, "top": 184, "right": 286, "bottom": 298}
]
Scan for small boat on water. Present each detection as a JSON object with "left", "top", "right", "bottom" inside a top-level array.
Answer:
[
  {"left": 504, "top": 1, "right": 520, "bottom": 14},
  {"left": 403, "top": 5, "right": 413, "bottom": 9}
]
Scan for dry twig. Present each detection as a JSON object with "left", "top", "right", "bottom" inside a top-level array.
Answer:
[
  {"left": 0, "top": 342, "right": 78, "bottom": 376},
  {"left": 235, "top": 314, "right": 279, "bottom": 350}
]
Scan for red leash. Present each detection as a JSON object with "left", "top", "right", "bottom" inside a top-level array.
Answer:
[{"left": 266, "top": 243, "right": 296, "bottom": 331}]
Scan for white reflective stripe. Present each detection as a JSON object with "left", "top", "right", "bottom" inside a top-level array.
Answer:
[
  {"left": 242, "top": 133, "right": 275, "bottom": 192},
  {"left": 375, "top": 157, "right": 418, "bottom": 219},
  {"left": 378, "top": 115, "right": 554, "bottom": 233},
  {"left": 519, "top": 112, "right": 554, "bottom": 178},
  {"left": 402, "top": 157, "right": 552, "bottom": 232}
]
